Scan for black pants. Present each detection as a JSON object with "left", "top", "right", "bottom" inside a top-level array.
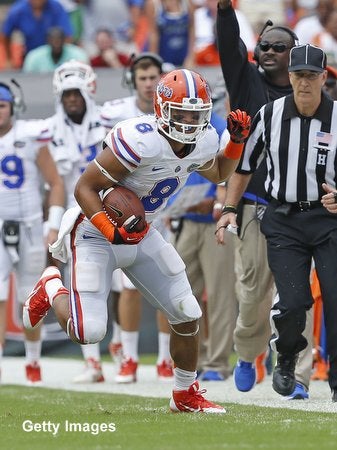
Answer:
[{"left": 260, "top": 204, "right": 337, "bottom": 390}]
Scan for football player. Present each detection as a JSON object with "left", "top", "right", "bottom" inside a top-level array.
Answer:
[
  {"left": 101, "top": 53, "right": 175, "bottom": 383},
  {"left": 44, "top": 61, "right": 107, "bottom": 383},
  {"left": 0, "top": 81, "right": 64, "bottom": 383},
  {"left": 24, "top": 69, "right": 250, "bottom": 412}
]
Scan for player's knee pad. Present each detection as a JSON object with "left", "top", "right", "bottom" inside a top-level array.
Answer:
[
  {"left": 75, "top": 261, "right": 101, "bottom": 292},
  {"left": 83, "top": 319, "right": 107, "bottom": 344},
  {"left": 171, "top": 294, "right": 202, "bottom": 324}
]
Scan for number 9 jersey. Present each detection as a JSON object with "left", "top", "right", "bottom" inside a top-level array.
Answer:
[
  {"left": 103, "top": 115, "right": 220, "bottom": 223},
  {"left": 0, "top": 120, "right": 51, "bottom": 221}
]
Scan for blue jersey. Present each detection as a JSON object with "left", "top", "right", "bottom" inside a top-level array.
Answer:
[
  {"left": 156, "top": 1, "right": 190, "bottom": 66},
  {"left": 3, "top": 0, "right": 73, "bottom": 53}
]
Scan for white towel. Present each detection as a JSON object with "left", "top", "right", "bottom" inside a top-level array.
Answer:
[{"left": 49, "top": 205, "right": 82, "bottom": 262}]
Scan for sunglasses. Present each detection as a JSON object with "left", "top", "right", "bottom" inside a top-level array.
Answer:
[{"left": 259, "top": 41, "right": 290, "bottom": 53}]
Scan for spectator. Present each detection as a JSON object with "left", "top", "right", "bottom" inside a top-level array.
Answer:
[
  {"left": 58, "top": 0, "right": 84, "bottom": 44},
  {"left": 218, "top": 44, "right": 337, "bottom": 403},
  {"left": 293, "top": 0, "right": 336, "bottom": 44},
  {"left": 311, "top": 8, "right": 337, "bottom": 64},
  {"left": 23, "top": 26, "right": 88, "bottom": 73},
  {"left": 82, "top": 0, "right": 143, "bottom": 57},
  {"left": 0, "top": 81, "right": 65, "bottom": 384},
  {"left": 144, "top": 0, "right": 195, "bottom": 68},
  {"left": 194, "top": 0, "right": 255, "bottom": 66},
  {"left": 216, "top": 0, "right": 313, "bottom": 400},
  {"left": 23, "top": 69, "right": 250, "bottom": 414},
  {"left": 0, "top": 0, "right": 73, "bottom": 69},
  {"left": 90, "top": 29, "right": 129, "bottom": 68}
]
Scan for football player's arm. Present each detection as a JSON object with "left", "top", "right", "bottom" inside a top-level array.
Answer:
[
  {"left": 74, "top": 146, "right": 148, "bottom": 244},
  {"left": 74, "top": 145, "right": 129, "bottom": 220},
  {"left": 36, "top": 145, "right": 65, "bottom": 244}
]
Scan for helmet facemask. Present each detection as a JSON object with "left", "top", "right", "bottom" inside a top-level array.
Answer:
[{"left": 158, "top": 98, "right": 211, "bottom": 143}]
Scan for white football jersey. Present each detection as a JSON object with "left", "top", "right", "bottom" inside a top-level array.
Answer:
[
  {"left": 104, "top": 115, "right": 220, "bottom": 222},
  {"left": 100, "top": 96, "right": 145, "bottom": 129},
  {"left": 0, "top": 120, "right": 52, "bottom": 221},
  {"left": 45, "top": 107, "right": 107, "bottom": 208}
]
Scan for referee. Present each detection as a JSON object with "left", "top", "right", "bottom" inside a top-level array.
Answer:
[{"left": 216, "top": 44, "right": 337, "bottom": 402}]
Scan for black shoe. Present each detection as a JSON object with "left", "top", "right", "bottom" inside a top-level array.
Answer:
[
  {"left": 332, "top": 389, "right": 337, "bottom": 402},
  {"left": 272, "top": 353, "right": 297, "bottom": 396}
]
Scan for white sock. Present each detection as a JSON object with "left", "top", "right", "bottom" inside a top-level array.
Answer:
[
  {"left": 173, "top": 367, "right": 197, "bottom": 391},
  {"left": 157, "top": 332, "right": 171, "bottom": 364},
  {"left": 81, "top": 343, "right": 101, "bottom": 361},
  {"left": 45, "top": 279, "right": 64, "bottom": 305},
  {"left": 111, "top": 321, "right": 121, "bottom": 344},
  {"left": 121, "top": 330, "right": 139, "bottom": 361},
  {"left": 24, "top": 340, "right": 42, "bottom": 365}
]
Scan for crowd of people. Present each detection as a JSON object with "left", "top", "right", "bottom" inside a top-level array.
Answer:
[{"left": 1, "top": 0, "right": 337, "bottom": 412}]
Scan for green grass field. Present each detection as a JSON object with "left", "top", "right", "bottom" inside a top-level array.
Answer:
[{"left": 1, "top": 385, "right": 336, "bottom": 450}]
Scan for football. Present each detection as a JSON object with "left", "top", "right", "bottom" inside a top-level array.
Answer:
[{"left": 102, "top": 186, "right": 146, "bottom": 230}]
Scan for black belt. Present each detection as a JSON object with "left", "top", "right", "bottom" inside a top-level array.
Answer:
[{"left": 270, "top": 199, "right": 322, "bottom": 212}]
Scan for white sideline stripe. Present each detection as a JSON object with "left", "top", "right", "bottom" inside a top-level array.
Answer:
[{"left": 2, "top": 357, "right": 336, "bottom": 414}]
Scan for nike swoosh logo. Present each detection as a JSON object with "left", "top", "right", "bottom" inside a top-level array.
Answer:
[
  {"left": 82, "top": 234, "right": 96, "bottom": 239},
  {"left": 152, "top": 167, "right": 164, "bottom": 171},
  {"left": 179, "top": 403, "right": 202, "bottom": 412}
]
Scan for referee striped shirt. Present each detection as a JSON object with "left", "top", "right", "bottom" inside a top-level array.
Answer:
[{"left": 237, "top": 93, "right": 337, "bottom": 203}]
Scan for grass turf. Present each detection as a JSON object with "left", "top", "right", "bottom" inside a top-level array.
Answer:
[{"left": 0, "top": 386, "right": 336, "bottom": 450}]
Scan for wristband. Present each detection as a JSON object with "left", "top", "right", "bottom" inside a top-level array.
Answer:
[
  {"left": 223, "top": 140, "right": 244, "bottom": 160},
  {"left": 48, "top": 205, "right": 65, "bottom": 230},
  {"left": 221, "top": 205, "right": 237, "bottom": 215},
  {"left": 90, "top": 211, "right": 116, "bottom": 241}
]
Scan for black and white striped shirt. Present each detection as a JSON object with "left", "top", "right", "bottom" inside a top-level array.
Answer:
[{"left": 237, "top": 93, "right": 337, "bottom": 203}]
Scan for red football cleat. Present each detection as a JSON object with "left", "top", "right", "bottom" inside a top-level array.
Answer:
[
  {"left": 23, "top": 266, "right": 68, "bottom": 329},
  {"left": 115, "top": 357, "right": 138, "bottom": 383},
  {"left": 170, "top": 381, "right": 226, "bottom": 413},
  {"left": 26, "top": 362, "right": 42, "bottom": 385}
]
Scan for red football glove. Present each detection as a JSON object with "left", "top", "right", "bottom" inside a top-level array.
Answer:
[
  {"left": 227, "top": 109, "right": 251, "bottom": 144},
  {"left": 112, "top": 216, "right": 150, "bottom": 245}
]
